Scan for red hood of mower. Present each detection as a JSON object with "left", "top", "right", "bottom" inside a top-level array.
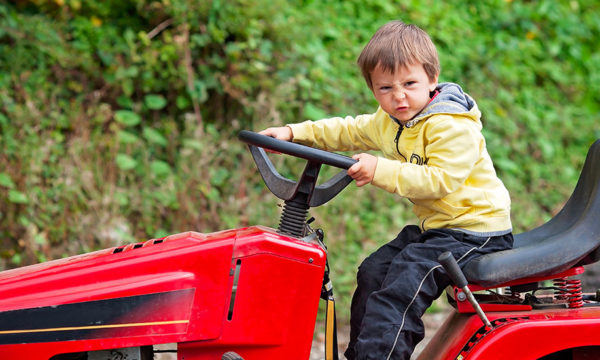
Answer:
[{"left": 0, "top": 226, "right": 327, "bottom": 359}]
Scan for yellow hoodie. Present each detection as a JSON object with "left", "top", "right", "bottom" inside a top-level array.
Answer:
[{"left": 289, "top": 83, "right": 512, "bottom": 236}]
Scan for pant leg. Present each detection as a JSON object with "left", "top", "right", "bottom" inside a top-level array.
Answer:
[
  {"left": 354, "top": 230, "right": 513, "bottom": 360},
  {"left": 344, "top": 225, "right": 422, "bottom": 360}
]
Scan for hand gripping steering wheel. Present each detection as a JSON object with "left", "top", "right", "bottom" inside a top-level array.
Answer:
[{"left": 238, "top": 130, "right": 357, "bottom": 236}]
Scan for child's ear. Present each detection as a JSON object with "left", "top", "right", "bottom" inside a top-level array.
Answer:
[{"left": 429, "top": 75, "right": 439, "bottom": 92}]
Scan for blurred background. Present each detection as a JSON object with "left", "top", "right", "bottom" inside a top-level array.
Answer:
[{"left": 1, "top": 0, "right": 599, "bottom": 334}]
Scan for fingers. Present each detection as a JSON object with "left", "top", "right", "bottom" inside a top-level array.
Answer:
[
  {"left": 348, "top": 154, "right": 364, "bottom": 177},
  {"left": 258, "top": 128, "right": 275, "bottom": 136},
  {"left": 259, "top": 127, "right": 292, "bottom": 141},
  {"left": 348, "top": 153, "right": 377, "bottom": 187},
  {"left": 257, "top": 127, "right": 293, "bottom": 154}
]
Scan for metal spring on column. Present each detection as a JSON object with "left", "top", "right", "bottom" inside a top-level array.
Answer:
[
  {"left": 566, "top": 279, "right": 584, "bottom": 308},
  {"left": 278, "top": 201, "right": 309, "bottom": 237},
  {"left": 553, "top": 278, "right": 568, "bottom": 301}
]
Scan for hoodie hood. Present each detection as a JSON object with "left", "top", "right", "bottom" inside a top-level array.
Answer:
[{"left": 406, "top": 82, "right": 479, "bottom": 128}]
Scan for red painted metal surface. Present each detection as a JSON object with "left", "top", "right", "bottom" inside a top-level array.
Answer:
[
  {"left": 0, "top": 226, "right": 326, "bottom": 359},
  {"left": 4, "top": 223, "right": 600, "bottom": 360},
  {"left": 420, "top": 307, "right": 600, "bottom": 360}
]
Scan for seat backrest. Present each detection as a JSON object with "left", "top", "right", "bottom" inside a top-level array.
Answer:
[{"left": 463, "top": 139, "right": 600, "bottom": 287}]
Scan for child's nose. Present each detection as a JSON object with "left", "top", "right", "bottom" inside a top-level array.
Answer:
[{"left": 393, "top": 90, "right": 406, "bottom": 101}]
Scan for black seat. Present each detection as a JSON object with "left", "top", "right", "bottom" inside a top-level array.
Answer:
[{"left": 463, "top": 139, "right": 600, "bottom": 287}]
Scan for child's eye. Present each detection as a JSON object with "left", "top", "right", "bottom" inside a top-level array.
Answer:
[
  {"left": 379, "top": 86, "right": 392, "bottom": 91},
  {"left": 405, "top": 81, "right": 416, "bottom": 87}
]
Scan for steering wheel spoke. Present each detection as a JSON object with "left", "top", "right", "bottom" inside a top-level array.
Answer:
[
  {"left": 239, "top": 130, "right": 357, "bottom": 237},
  {"left": 249, "top": 145, "right": 298, "bottom": 201}
]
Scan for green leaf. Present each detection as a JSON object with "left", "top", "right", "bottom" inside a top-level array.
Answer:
[
  {"left": 182, "top": 139, "right": 203, "bottom": 151},
  {"left": 150, "top": 160, "right": 172, "bottom": 176},
  {"left": 210, "top": 168, "right": 229, "bottom": 187},
  {"left": 115, "top": 154, "right": 137, "bottom": 170},
  {"left": 495, "top": 158, "right": 520, "bottom": 175},
  {"left": 143, "top": 127, "right": 168, "bottom": 147},
  {"left": 144, "top": 94, "right": 167, "bottom": 110},
  {"left": 206, "top": 188, "right": 220, "bottom": 201},
  {"left": 34, "top": 233, "right": 46, "bottom": 246},
  {"left": 117, "top": 130, "right": 140, "bottom": 144},
  {"left": 116, "top": 96, "right": 134, "bottom": 109},
  {"left": 152, "top": 190, "right": 176, "bottom": 207},
  {"left": 192, "top": 80, "right": 208, "bottom": 103},
  {"left": 115, "top": 192, "right": 129, "bottom": 206},
  {"left": 18, "top": 216, "right": 31, "bottom": 227},
  {"left": 8, "top": 189, "right": 28, "bottom": 204},
  {"left": 303, "top": 103, "right": 328, "bottom": 120},
  {"left": 0, "top": 172, "right": 15, "bottom": 188},
  {"left": 114, "top": 110, "right": 141, "bottom": 127},
  {"left": 153, "top": 228, "right": 170, "bottom": 238},
  {"left": 11, "top": 253, "right": 22, "bottom": 266},
  {"left": 176, "top": 95, "right": 190, "bottom": 109}
]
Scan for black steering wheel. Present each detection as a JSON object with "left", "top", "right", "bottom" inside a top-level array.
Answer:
[
  {"left": 238, "top": 130, "right": 357, "bottom": 236},
  {"left": 238, "top": 130, "right": 357, "bottom": 170}
]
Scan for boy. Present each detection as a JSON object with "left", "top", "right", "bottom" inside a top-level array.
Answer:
[{"left": 260, "top": 21, "right": 513, "bottom": 359}]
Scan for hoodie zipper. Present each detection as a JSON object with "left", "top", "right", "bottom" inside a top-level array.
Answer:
[{"left": 394, "top": 124, "right": 407, "bottom": 161}]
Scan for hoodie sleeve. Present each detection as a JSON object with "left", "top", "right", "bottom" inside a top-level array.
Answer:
[
  {"left": 288, "top": 110, "right": 382, "bottom": 152},
  {"left": 372, "top": 116, "right": 482, "bottom": 200}
]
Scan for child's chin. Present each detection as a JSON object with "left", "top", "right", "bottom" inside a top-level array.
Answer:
[{"left": 394, "top": 114, "right": 412, "bottom": 123}]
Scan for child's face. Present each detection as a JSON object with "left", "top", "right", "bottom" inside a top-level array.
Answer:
[{"left": 370, "top": 63, "right": 438, "bottom": 124}]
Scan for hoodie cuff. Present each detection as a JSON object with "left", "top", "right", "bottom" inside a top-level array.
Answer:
[
  {"left": 372, "top": 157, "right": 399, "bottom": 193},
  {"left": 288, "top": 122, "right": 311, "bottom": 144}
]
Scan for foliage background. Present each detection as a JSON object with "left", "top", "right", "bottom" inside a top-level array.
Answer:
[{"left": 1, "top": 0, "right": 599, "bottom": 321}]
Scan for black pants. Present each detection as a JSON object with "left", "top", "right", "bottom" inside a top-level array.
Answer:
[{"left": 344, "top": 225, "right": 513, "bottom": 360}]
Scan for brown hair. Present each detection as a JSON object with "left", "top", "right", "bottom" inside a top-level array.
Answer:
[{"left": 357, "top": 21, "right": 440, "bottom": 90}]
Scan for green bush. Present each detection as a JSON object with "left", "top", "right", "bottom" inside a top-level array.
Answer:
[{"left": 1, "top": 0, "right": 599, "bottom": 319}]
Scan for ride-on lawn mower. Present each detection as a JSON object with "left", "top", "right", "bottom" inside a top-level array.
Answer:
[{"left": 1, "top": 131, "right": 600, "bottom": 360}]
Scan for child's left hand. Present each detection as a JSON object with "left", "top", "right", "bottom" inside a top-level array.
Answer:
[{"left": 348, "top": 153, "right": 378, "bottom": 187}]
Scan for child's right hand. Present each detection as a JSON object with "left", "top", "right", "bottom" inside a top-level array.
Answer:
[
  {"left": 348, "top": 153, "right": 377, "bottom": 187},
  {"left": 259, "top": 126, "right": 293, "bottom": 141}
]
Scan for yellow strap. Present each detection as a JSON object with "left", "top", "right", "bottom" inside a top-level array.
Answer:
[{"left": 326, "top": 298, "right": 335, "bottom": 360}]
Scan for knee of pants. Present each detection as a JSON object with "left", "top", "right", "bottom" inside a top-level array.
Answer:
[{"left": 356, "top": 255, "right": 387, "bottom": 287}]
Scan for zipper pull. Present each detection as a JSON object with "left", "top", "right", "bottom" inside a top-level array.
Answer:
[
  {"left": 394, "top": 124, "right": 403, "bottom": 151},
  {"left": 394, "top": 125, "right": 402, "bottom": 145}
]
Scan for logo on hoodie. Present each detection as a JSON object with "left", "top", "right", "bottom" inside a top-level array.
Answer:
[{"left": 410, "top": 153, "right": 424, "bottom": 166}]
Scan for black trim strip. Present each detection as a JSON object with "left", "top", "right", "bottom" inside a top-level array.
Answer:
[{"left": 0, "top": 288, "right": 194, "bottom": 344}]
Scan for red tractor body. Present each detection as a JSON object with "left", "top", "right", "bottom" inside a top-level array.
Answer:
[
  {"left": 420, "top": 266, "right": 600, "bottom": 360},
  {"left": 0, "top": 226, "right": 326, "bottom": 359},
  {"left": 422, "top": 306, "right": 600, "bottom": 360}
]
